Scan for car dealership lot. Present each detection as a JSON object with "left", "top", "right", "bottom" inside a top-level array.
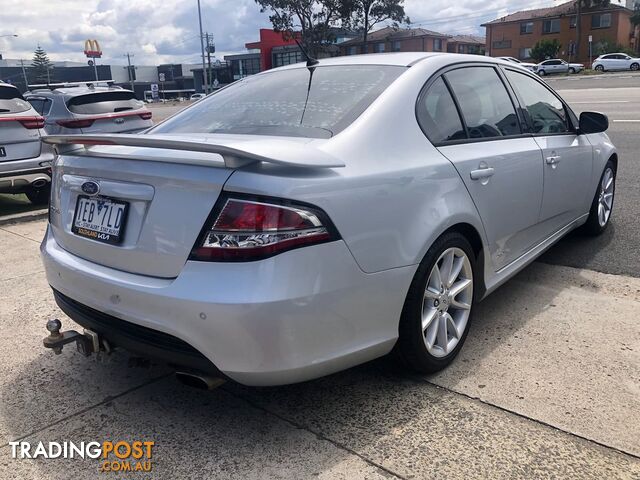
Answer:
[{"left": 0, "top": 80, "right": 639, "bottom": 479}]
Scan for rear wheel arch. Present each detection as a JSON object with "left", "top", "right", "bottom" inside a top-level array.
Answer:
[
  {"left": 439, "top": 222, "right": 487, "bottom": 297},
  {"left": 608, "top": 153, "right": 618, "bottom": 173}
]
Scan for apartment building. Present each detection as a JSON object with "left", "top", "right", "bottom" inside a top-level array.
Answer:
[
  {"left": 483, "top": 0, "right": 637, "bottom": 63},
  {"left": 338, "top": 26, "right": 452, "bottom": 55}
]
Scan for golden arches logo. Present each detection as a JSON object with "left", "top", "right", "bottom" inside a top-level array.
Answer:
[{"left": 84, "top": 39, "right": 102, "bottom": 58}]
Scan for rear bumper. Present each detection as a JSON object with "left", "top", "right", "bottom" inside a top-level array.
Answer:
[
  {"left": 41, "top": 227, "right": 414, "bottom": 386},
  {"left": 0, "top": 151, "right": 55, "bottom": 193}
]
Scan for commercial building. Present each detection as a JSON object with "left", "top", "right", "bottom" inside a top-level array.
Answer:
[{"left": 483, "top": 0, "right": 638, "bottom": 63}]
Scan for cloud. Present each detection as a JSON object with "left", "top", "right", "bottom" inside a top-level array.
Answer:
[{"left": 0, "top": 0, "right": 580, "bottom": 65}]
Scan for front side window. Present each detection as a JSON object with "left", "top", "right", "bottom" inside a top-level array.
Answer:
[
  {"left": 592, "top": 13, "right": 611, "bottom": 29},
  {"left": 542, "top": 19, "right": 560, "bottom": 33},
  {"left": 152, "top": 65, "right": 405, "bottom": 139},
  {"left": 444, "top": 67, "right": 521, "bottom": 139},
  {"left": 505, "top": 69, "right": 569, "bottom": 134},
  {"left": 416, "top": 77, "right": 466, "bottom": 143}
]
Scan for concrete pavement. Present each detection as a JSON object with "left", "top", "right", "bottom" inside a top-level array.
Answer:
[{"left": 0, "top": 220, "right": 638, "bottom": 478}]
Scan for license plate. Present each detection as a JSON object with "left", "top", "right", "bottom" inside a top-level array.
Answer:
[{"left": 72, "top": 195, "right": 129, "bottom": 245}]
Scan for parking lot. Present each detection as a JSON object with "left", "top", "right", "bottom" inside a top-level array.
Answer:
[{"left": 1, "top": 75, "right": 639, "bottom": 478}]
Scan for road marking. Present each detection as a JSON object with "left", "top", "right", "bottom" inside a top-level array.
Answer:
[
  {"left": 612, "top": 119, "right": 640, "bottom": 122},
  {"left": 571, "top": 101, "right": 629, "bottom": 104}
]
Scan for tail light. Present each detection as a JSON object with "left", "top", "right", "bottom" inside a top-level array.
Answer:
[
  {"left": 190, "top": 195, "right": 339, "bottom": 261},
  {"left": 139, "top": 111, "right": 152, "bottom": 120},
  {"left": 57, "top": 118, "right": 95, "bottom": 129},
  {"left": 0, "top": 116, "right": 44, "bottom": 129}
]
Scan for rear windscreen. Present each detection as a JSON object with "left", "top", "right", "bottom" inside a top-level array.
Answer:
[
  {"left": 151, "top": 65, "right": 406, "bottom": 138},
  {"left": 0, "top": 86, "right": 31, "bottom": 114},
  {"left": 67, "top": 91, "right": 144, "bottom": 114}
]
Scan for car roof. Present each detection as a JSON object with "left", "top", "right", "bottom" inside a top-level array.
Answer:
[{"left": 25, "top": 86, "right": 132, "bottom": 98}]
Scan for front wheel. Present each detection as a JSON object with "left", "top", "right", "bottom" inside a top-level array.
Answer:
[
  {"left": 397, "top": 232, "right": 476, "bottom": 373},
  {"left": 538, "top": 69, "right": 546, "bottom": 76},
  {"left": 569, "top": 67, "right": 576, "bottom": 74},
  {"left": 631, "top": 63, "right": 639, "bottom": 71},
  {"left": 595, "top": 65, "right": 604, "bottom": 72},
  {"left": 582, "top": 161, "right": 615, "bottom": 235}
]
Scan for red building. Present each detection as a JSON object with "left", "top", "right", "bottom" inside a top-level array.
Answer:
[{"left": 244, "top": 29, "right": 300, "bottom": 71}]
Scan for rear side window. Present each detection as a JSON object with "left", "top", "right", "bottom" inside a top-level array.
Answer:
[
  {"left": 417, "top": 77, "right": 466, "bottom": 143},
  {"left": 0, "top": 86, "right": 31, "bottom": 114},
  {"left": 504, "top": 69, "right": 570, "bottom": 134},
  {"left": 152, "top": 65, "right": 405, "bottom": 138},
  {"left": 27, "top": 98, "right": 52, "bottom": 116},
  {"left": 67, "top": 91, "right": 143, "bottom": 115},
  {"left": 445, "top": 67, "right": 521, "bottom": 139}
]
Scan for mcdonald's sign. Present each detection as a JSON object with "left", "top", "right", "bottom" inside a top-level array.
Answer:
[{"left": 84, "top": 39, "right": 102, "bottom": 58}]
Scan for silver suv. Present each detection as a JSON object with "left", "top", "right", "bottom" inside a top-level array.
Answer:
[
  {"left": 0, "top": 82, "right": 55, "bottom": 204},
  {"left": 24, "top": 82, "right": 153, "bottom": 135}
]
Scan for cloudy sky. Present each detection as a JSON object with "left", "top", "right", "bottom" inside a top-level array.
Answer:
[{"left": 0, "top": 0, "right": 623, "bottom": 65}]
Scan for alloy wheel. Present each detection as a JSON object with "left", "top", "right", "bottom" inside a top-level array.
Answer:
[
  {"left": 597, "top": 167, "right": 615, "bottom": 227},
  {"left": 421, "top": 248, "right": 473, "bottom": 358}
]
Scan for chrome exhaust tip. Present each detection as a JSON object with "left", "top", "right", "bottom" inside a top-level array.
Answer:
[{"left": 175, "top": 371, "right": 225, "bottom": 390}]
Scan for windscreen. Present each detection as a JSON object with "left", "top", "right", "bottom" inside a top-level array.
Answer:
[
  {"left": 67, "top": 91, "right": 144, "bottom": 114},
  {"left": 152, "top": 65, "right": 406, "bottom": 138},
  {"left": 0, "top": 86, "right": 31, "bottom": 114}
]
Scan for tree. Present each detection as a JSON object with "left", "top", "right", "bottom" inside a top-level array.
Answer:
[
  {"left": 593, "top": 38, "right": 635, "bottom": 56},
  {"left": 631, "top": 4, "right": 640, "bottom": 54},
  {"left": 530, "top": 39, "right": 562, "bottom": 62},
  {"left": 255, "top": 0, "right": 352, "bottom": 57},
  {"left": 31, "top": 45, "right": 53, "bottom": 84},
  {"left": 575, "top": 0, "right": 610, "bottom": 59},
  {"left": 346, "top": 0, "right": 409, "bottom": 51}
]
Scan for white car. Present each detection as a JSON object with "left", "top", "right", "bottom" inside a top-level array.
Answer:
[
  {"left": 536, "top": 59, "right": 584, "bottom": 76},
  {"left": 190, "top": 93, "right": 206, "bottom": 101},
  {"left": 498, "top": 57, "right": 537, "bottom": 72},
  {"left": 592, "top": 53, "right": 640, "bottom": 72}
]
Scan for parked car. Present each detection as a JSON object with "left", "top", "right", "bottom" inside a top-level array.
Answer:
[
  {"left": 41, "top": 53, "right": 616, "bottom": 387},
  {"left": 24, "top": 83, "right": 152, "bottom": 135},
  {"left": 190, "top": 93, "right": 206, "bottom": 101},
  {"left": 536, "top": 59, "right": 584, "bottom": 75},
  {"left": 497, "top": 56, "right": 537, "bottom": 72},
  {"left": 0, "top": 82, "right": 55, "bottom": 204},
  {"left": 592, "top": 53, "right": 640, "bottom": 72}
]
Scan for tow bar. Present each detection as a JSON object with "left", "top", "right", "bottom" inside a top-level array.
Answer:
[{"left": 43, "top": 319, "right": 111, "bottom": 357}]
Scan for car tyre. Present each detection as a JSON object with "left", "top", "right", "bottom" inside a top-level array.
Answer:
[
  {"left": 25, "top": 184, "right": 51, "bottom": 205},
  {"left": 569, "top": 67, "right": 576, "bottom": 74},
  {"left": 538, "top": 69, "right": 546, "bottom": 76},
  {"left": 595, "top": 65, "right": 604, "bottom": 72},
  {"left": 631, "top": 63, "right": 639, "bottom": 71},
  {"left": 396, "top": 232, "right": 477, "bottom": 374},
  {"left": 582, "top": 160, "right": 616, "bottom": 236}
]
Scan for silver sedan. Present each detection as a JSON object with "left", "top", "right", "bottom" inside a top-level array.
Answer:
[{"left": 41, "top": 53, "right": 617, "bottom": 386}]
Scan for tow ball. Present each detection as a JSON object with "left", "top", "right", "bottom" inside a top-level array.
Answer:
[{"left": 43, "top": 319, "right": 110, "bottom": 357}]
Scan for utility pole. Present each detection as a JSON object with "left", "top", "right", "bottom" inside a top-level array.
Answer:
[
  {"left": 19, "top": 59, "right": 28, "bottom": 90},
  {"left": 197, "top": 0, "right": 209, "bottom": 94},
  {"left": 206, "top": 32, "right": 213, "bottom": 91},
  {"left": 124, "top": 53, "right": 135, "bottom": 92}
]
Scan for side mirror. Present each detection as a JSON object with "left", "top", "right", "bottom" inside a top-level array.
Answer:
[{"left": 579, "top": 111, "right": 608, "bottom": 134}]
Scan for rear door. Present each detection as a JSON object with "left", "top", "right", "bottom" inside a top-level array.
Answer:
[
  {"left": 418, "top": 65, "right": 545, "bottom": 271},
  {"left": 0, "top": 86, "right": 42, "bottom": 163},
  {"left": 66, "top": 91, "right": 152, "bottom": 133},
  {"left": 503, "top": 68, "right": 592, "bottom": 233}
]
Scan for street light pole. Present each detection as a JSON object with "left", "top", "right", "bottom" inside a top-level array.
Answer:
[
  {"left": 197, "top": 0, "right": 209, "bottom": 94},
  {"left": 0, "top": 34, "right": 18, "bottom": 63}
]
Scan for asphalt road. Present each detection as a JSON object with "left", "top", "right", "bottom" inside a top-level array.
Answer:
[{"left": 540, "top": 74, "right": 640, "bottom": 277}]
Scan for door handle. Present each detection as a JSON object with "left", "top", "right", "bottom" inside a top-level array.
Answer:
[
  {"left": 545, "top": 155, "right": 561, "bottom": 165},
  {"left": 470, "top": 167, "right": 495, "bottom": 180}
]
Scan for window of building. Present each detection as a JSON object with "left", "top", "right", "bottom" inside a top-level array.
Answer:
[
  {"left": 458, "top": 45, "right": 465, "bottom": 53},
  {"left": 542, "top": 19, "right": 560, "bottom": 33},
  {"left": 376, "top": 42, "right": 385, "bottom": 53},
  {"left": 445, "top": 67, "right": 521, "bottom": 139},
  {"left": 231, "top": 57, "right": 261, "bottom": 80},
  {"left": 492, "top": 40, "right": 511, "bottom": 49},
  {"left": 272, "top": 50, "right": 303, "bottom": 68},
  {"left": 519, "top": 48, "right": 532, "bottom": 59},
  {"left": 520, "top": 22, "right": 534, "bottom": 34},
  {"left": 591, "top": 13, "right": 611, "bottom": 29},
  {"left": 393, "top": 40, "right": 402, "bottom": 52},
  {"left": 570, "top": 16, "right": 577, "bottom": 28},
  {"left": 434, "top": 38, "right": 443, "bottom": 51},
  {"left": 504, "top": 69, "right": 569, "bottom": 134},
  {"left": 348, "top": 46, "right": 358, "bottom": 55}
]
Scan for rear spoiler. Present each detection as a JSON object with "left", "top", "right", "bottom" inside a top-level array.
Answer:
[{"left": 41, "top": 134, "right": 345, "bottom": 169}]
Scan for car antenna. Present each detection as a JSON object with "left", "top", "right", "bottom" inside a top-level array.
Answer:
[{"left": 295, "top": 39, "right": 319, "bottom": 68}]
